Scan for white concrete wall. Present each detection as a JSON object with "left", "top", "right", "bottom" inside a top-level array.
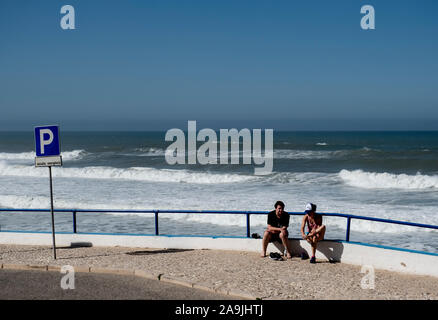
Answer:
[{"left": 1, "top": 232, "right": 437, "bottom": 278}]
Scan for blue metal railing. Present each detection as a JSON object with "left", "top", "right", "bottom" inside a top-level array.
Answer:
[{"left": 1, "top": 208, "right": 437, "bottom": 243}]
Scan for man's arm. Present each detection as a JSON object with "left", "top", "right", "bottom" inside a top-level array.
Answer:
[{"left": 267, "top": 224, "right": 282, "bottom": 233}]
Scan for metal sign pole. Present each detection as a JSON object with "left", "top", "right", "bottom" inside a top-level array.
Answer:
[
  {"left": 49, "top": 166, "right": 57, "bottom": 260},
  {"left": 35, "top": 125, "right": 62, "bottom": 260}
]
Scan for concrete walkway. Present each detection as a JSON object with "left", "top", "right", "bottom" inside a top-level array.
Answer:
[
  {"left": 1, "top": 244, "right": 437, "bottom": 300},
  {"left": 0, "top": 269, "right": 234, "bottom": 300}
]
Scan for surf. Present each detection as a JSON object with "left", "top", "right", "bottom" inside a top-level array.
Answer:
[{"left": 339, "top": 169, "right": 438, "bottom": 190}]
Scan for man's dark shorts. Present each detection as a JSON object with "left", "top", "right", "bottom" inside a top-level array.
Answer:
[{"left": 269, "top": 232, "right": 281, "bottom": 243}]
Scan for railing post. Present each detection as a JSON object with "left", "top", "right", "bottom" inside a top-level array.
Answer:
[
  {"left": 346, "top": 217, "right": 351, "bottom": 242},
  {"left": 246, "top": 213, "right": 251, "bottom": 238},
  {"left": 73, "top": 211, "right": 77, "bottom": 233},
  {"left": 154, "top": 210, "right": 159, "bottom": 235}
]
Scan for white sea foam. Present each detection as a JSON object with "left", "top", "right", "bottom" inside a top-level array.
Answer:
[
  {"left": 0, "top": 162, "right": 254, "bottom": 184},
  {"left": 0, "top": 195, "right": 137, "bottom": 211},
  {"left": 339, "top": 169, "right": 438, "bottom": 190},
  {"left": 132, "top": 147, "right": 166, "bottom": 156},
  {"left": 273, "top": 150, "right": 334, "bottom": 159},
  {"left": 264, "top": 172, "right": 339, "bottom": 185},
  {"left": 0, "top": 150, "right": 86, "bottom": 161},
  {"left": 112, "top": 147, "right": 379, "bottom": 161},
  {"left": 133, "top": 148, "right": 335, "bottom": 160},
  {"left": 316, "top": 142, "right": 328, "bottom": 146}
]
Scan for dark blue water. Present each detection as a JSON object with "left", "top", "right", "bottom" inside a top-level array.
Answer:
[{"left": 2, "top": 131, "right": 437, "bottom": 173}]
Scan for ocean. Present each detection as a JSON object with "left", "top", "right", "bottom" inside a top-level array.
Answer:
[{"left": 0, "top": 131, "right": 437, "bottom": 253}]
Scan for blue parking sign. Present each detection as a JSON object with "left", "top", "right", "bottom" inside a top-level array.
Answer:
[
  {"left": 35, "top": 125, "right": 60, "bottom": 157},
  {"left": 35, "top": 125, "right": 62, "bottom": 167}
]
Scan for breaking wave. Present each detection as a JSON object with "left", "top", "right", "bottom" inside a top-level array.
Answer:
[
  {"left": 0, "top": 150, "right": 86, "bottom": 161},
  {"left": 0, "top": 162, "right": 254, "bottom": 184},
  {"left": 339, "top": 169, "right": 438, "bottom": 190}
]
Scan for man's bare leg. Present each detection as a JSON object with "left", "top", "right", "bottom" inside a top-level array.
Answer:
[
  {"left": 280, "top": 229, "right": 292, "bottom": 259},
  {"left": 261, "top": 230, "right": 272, "bottom": 257}
]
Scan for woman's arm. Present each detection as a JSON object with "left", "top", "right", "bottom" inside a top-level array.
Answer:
[{"left": 301, "top": 215, "right": 307, "bottom": 239}]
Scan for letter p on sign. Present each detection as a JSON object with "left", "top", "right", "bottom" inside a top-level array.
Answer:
[
  {"left": 35, "top": 125, "right": 61, "bottom": 158},
  {"left": 39, "top": 129, "right": 54, "bottom": 155}
]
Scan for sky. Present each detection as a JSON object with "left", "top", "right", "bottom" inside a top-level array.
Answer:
[{"left": 0, "top": 0, "right": 437, "bottom": 130}]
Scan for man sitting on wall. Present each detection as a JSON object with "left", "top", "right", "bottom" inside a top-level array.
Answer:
[{"left": 261, "top": 201, "right": 293, "bottom": 259}]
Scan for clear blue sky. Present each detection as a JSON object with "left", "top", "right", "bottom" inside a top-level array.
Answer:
[{"left": 1, "top": 0, "right": 437, "bottom": 130}]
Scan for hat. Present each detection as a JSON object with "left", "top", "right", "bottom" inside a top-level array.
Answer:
[{"left": 305, "top": 203, "right": 316, "bottom": 213}]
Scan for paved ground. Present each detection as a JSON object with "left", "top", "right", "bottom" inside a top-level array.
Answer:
[
  {"left": 0, "top": 269, "right": 234, "bottom": 300},
  {"left": 1, "top": 244, "right": 438, "bottom": 300}
]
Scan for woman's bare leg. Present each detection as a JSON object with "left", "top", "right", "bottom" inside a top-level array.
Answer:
[
  {"left": 311, "top": 236, "right": 317, "bottom": 257},
  {"left": 310, "top": 226, "right": 326, "bottom": 258},
  {"left": 315, "top": 225, "right": 326, "bottom": 240}
]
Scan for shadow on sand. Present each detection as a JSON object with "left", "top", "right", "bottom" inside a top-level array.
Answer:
[
  {"left": 125, "top": 249, "right": 194, "bottom": 256},
  {"left": 55, "top": 246, "right": 193, "bottom": 260},
  {"left": 272, "top": 239, "right": 344, "bottom": 262}
]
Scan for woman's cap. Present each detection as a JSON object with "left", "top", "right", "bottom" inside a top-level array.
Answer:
[{"left": 305, "top": 203, "right": 316, "bottom": 213}]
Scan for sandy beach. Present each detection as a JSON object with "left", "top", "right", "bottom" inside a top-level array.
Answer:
[{"left": 1, "top": 244, "right": 437, "bottom": 300}]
